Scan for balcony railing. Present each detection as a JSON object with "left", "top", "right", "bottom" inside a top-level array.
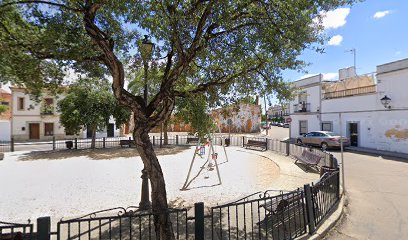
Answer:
[
  {"left": 293, "top": 102, "right": 311, "bottom": 112},
  {"left": 323, "top": 85, "right": 376, "bottom": 99}
]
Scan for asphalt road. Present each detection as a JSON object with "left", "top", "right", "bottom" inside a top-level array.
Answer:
[
  {"left": 324, "top": 150, "right": 408, "bottom": 239},
  {"left": 264, "top": 125, "right": 290, "bottom": 140}
]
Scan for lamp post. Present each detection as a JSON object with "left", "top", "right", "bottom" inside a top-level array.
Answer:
[
  {"left": 140, "top": 35, "right": 155, "bottom": 106},
  {"left": 138, "top": 35, "right": 154, "bottom": 210},
  {"left": 380, "top": 95, "right": 391, "bottom": 109}
]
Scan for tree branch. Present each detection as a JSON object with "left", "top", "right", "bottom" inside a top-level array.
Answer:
[{"left": 0, "top": 0, "right": 83, "bottom": 12}]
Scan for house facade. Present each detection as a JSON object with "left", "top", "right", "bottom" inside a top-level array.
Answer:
[
  {"left": 0, "top": 89, "right": 12, "bottom": 141},
  {"left": 289, "top": 59, "right": 408, "bottom": 154},
  {"left": 267, "top": 104, "right": 289, "bottom": 122},
  {"left": 11, "top": 87, "right": 123, "bottom": 141}
]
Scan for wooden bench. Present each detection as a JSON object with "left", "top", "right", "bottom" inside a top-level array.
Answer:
[
  {"left": 186, "top": 137, "right": 199, "bottom": 144},
  {"left": 244, "top": 139, "right": 267, "bottom": 151},
  {"left": 119, "top": 139, "right": 135, "bottom": 148},
  {"left": 294, "top": 150, "right": 323, "bottom": 171}
]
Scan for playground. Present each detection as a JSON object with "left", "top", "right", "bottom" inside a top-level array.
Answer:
[{"left": 0, "top": 144, "right": 319, "bottom": 223}]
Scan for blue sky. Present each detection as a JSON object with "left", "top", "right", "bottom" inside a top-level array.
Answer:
[{"left": 283, "top": 0, "right": 408, "bottom": 83}]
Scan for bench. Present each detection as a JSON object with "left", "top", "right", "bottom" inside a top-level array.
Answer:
[
  {"left": 244, "top": 139, "right": 267, "bottom": 151},
  {"left": 119, "top": 139, "right": 135, "bottom": 148},
  {"left": 294, "top": 150, "right": 323, "bottom": 171},
  {"left": 186, "top": 137, "right": 199, "bottom": 144},
  {"left": 258, "top": 192, "right": 304, "bottom": 228}
]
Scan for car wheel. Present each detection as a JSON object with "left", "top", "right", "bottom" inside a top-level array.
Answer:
[
  {"left": 297, "top": 139, "right": 302, "bottom": 145},
  {"left": 321, "top": 142, "right": 328, "bottom": 151}
]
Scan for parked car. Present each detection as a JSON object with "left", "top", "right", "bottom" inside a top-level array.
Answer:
[
  {"left": 277, "top": 123, "right": 284, "bottom": 127},
  {"left": 283, "top": 123, "right": 290, "bottom": 128},
  {"left": 296, "top": 131, "right": 350, "bottom": 150}
]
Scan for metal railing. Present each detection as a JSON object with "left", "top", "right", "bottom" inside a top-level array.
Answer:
[
  {"left": 293, "top": 103, "right": 311, "bottom": 112},
  {"left": 310, "top": 171, "right": 340, "bottom": 227},
  {"left": 0, "top": 140, "right": 11, "bottom": 153},
  {"left": 57, "top": 207, "right": 189, "bottom": 240},
  {"left": 210, "top": 189, "right": 306, "bottom": 239},
  {"left": 0, "top": 220, "right": 33, "bottom": 240},
  {"left": 323, "top": 85, "right": 376, "bottom": 99}
]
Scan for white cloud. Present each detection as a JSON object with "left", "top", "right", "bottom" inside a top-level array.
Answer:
[
  {"left": 328, "top": 35, "right": 343, "bottom": 46},
  {"left": 320, "top": 8, "right": 351, "bottom": 30},
  {"left": 373, "top": 10, "right": 390, "bottom": 19},
  {"left": 322, "top": 73, "right": 338, "bottom": 81}
]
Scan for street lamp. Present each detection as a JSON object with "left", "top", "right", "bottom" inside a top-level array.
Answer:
[
  {"left": 380, "top": 95, "right": 391, "bottom": 109},
  {"left": 138, "top": 35, "right": 154, "bottom": 210},
  {"left": 140, "top": 35, "right": 155, "bottom": 106}
]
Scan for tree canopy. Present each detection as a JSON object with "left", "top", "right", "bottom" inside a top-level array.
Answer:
[{"left": 58, "top": 78, "right": 130, "bottom": 147}]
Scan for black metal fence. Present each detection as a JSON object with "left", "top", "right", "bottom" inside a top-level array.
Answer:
[
  {"left": 0, "top": 140, "right": 11, "bottom": 153},
  {"left": 210, "top": 189, "right": 306, "bottom": 240},
  {"left": 311, "top": 171, "right": 340, "bottom": 227},
  {"left": 56, "top": 207, "right": 189, "bottom": 240},
  {"left": 0, "top": 220, "right": 33, "bottom": 240}
]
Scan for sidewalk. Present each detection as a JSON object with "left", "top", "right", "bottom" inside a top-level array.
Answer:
[{"left": 346, "top": 146, "right": 408, "bottom": 161}]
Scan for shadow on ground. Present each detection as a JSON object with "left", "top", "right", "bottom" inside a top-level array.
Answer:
[{"left": 18, "top": 146, "right": 191, "bottom": 161}]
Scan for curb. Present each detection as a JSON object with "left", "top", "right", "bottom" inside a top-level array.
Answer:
[{"left": 307, "top": 195, "right": 346, "bottom": 240}]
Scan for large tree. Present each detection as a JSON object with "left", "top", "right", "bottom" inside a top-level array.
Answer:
[{"left": 0, "top": 1, "right": 356, "bottom": 238}]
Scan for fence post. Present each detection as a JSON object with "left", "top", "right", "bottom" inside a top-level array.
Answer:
[
  {"left": 37, "top": 216, "right": 51, "bottom": 240},
  {"left": 304, "top": 184, "right": 316, "bottom": 234},
  {"left": 11, "top": 137, "right": 14, "bottom": 152},
  {"left": 52, "top": 136, "right": 56, "bottom": 150},
  {"left": 103, "top": 137, "right": 106, "bottom": 148},
  {"left": 336, "top": 171, "right": 341, "bottom": 199},
  {"left": 242, "top": 136, "right": 245, "bottom": 147},
  {"left": 265, "top": 138, "right": 268, "bottom": 150},
  {"left": 153, "top": 136, "right": 156, "bottom": 146},
  {"left": 176, "top": 135, "right": 179, "bottom": 145},
  {"left": 194, "top": 202, "right": 205, "bottom": 240},
  {"left": 74, "top": 138, "right": 78, "bottom": 150},
  {"left": 286, "top": 142, "right": 290, "bottom": 156}
]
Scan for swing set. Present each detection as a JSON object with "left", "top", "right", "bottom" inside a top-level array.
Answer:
[{"left": 180, "top": 132, "right": 229, "bottom": 190}]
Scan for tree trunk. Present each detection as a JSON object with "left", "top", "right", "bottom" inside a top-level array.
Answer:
[
  {"left": 91, "top": 126, "right": 96, "bottom": 149},
  {"left": 163, "top": 119, "right": 169, "bottom": 145},
  {"left": 133, "top": 122, "right": 175, "bottom": 240}
]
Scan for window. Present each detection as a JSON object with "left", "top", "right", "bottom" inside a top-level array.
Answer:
[
  {"left": 44, "top": 123, "right": 54, "bottom": 136},
  {"left": 299, "top": 120, "right": 308, "bottom": 135},
  {"left": 42, "top": 98, "right": 54, "bottom": 114},
  {"left": 18, "top": 97, "right": 25, "bottom": 110},
  {"left": 298, "top": 92, "right": 307, "bottom": 103},
  {"left": 1, "top": 101, "right": 9, "bottom": 106},
  {"left": 321, "top": 122, "right": 333, "bottom": 131}
]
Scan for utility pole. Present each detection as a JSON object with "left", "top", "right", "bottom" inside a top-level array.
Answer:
[
  {"left": 264, "top": 95, "right": 268, "bottom": 136},
  {"left": 345, "top": 48, "right": 356, "bottom": 73}
]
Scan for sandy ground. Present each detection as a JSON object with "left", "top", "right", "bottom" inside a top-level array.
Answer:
[{"left": 0, "top": 146, "right": 318, "bottom": 224}]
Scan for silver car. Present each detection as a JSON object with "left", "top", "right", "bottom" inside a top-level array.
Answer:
[{"left": 296, "top": 131, "right": 350, "bottom": 150}]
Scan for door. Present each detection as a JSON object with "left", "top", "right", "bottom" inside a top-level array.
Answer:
[
  {"left": 349, "top": 123, "right": 358, "bottom": 146},
  {"left": 86, "top": 126, "right": 92, "bottom": 138},
  {"left": 107, "top": 123, "right": 115, "bottom": 137},
  {"left": 29, "top": 123, "right": 40, "bottom": 139}
]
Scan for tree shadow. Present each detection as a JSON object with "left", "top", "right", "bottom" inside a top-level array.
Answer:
[{"left": 18, "top": 146, "right": 190, "bottom": 161}]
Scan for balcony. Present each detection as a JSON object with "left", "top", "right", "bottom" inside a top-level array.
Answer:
[
  {"left": 293, "top": 102, "right": 311, "bottom": 113},
  {"left": 40, "top": 105, "right": 55, "bottom": 116},
  {"left": 323, "top": 85, "right": 376, "bottom": 99}
]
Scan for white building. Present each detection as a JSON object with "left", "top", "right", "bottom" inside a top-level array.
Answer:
[
  {"left": 267, "top": 104, "right": 289, "bottom": 121},
  {"left": 11, "top": 87, "right": 123, "bottom": 141},
  {"left": 289, "top": 59, "right": 408, "bottom": 154}
]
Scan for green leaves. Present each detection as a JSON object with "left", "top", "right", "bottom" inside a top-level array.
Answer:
[{"left": 57, "top": 78, "right": 130, "bottom": 135}]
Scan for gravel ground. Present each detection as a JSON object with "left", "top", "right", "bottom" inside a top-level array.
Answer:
[{"left": 0, "top": 146, "right": 318, "bottom": 223}]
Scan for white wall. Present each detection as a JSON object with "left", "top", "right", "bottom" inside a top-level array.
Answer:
[
  {"left": 290, "top": 114, "right": 320, "bottom": 139},
  {"left": 0, "top": 120, "right": 11, "bottom": 141}
]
